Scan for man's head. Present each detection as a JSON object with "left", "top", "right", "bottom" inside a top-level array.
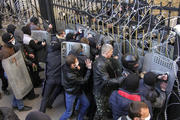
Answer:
[
  {"left": 6, "top": 24, "right": 16, "bottom": 35},
  {"left": 121, "top": 53, "right": 139, "bottom": 71},
  {"left": 25, "top": 111, "right": 51, "bottom": 120},
  {"left": 124, "top": 73, "right": 139, "bottom": 92},
  {"left": 80, "top": 37, "right": 89, "bottom": 45},
  {"left": 66, "top": 55, "right": 80, "bottom": 70},
  {"left": 30, "top": 17, "right": 39, "bottom": 25},
  {"left": 101, "top": 44, "right": 113, "bottom": 58},
  {"left": 65, "top": 33, "right": 75, "bottom": 41},
  {"left": 71, "top": 44, "right": 83, "bottom": 55},
  {"left": 57, "top": 30, "right": 66, "bottom": 39},
  {"left": 2, "top": 32, "right": 15, "bottom": 47},
  {"left": 21, "top": 25, "right": 31, "bottom": 36},
  {"left": 144, "top": 72, "right": 157, "bottom": 87},
  {"left": 128, "top": 101, "right": 151, "bottom": 120}
]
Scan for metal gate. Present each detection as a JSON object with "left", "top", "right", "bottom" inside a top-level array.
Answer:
[
  {"left": 50, "top": 0, "right": 180, "bottom": 57},
  {"left": 0, "top": 0, "right": 43, "bottom": 28}
]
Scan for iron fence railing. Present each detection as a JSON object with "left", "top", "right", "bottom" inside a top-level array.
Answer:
[{"left": 51, "top": 0, "right": 180, "bottom": 58}]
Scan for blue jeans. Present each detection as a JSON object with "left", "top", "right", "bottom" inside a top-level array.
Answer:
[
  {"left": 75, "top": 99, "right": 80, "bottom": 111},
  {"left": 12, "top": 96, "right": 24, "bottom": 110},
  {"left": 4, "top": 72, "right": 24, "bottom": 110},
  {"left": 60, "top": 92, "right": 89, "bottom": 120}
]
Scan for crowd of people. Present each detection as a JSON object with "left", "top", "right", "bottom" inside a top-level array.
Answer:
[{"left": 0, "top": 16, "right": 174, "bottom": 120}]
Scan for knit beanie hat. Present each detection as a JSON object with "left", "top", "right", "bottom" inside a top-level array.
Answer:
[
  {"left": 125, "top": 73, "right": 139, "bottom": 92},
  {"left": 25, "top": 111, "right": 51, "bottom": 120},
  {"left": 144, "top": 72, "right": 157, "bottom": 87}
]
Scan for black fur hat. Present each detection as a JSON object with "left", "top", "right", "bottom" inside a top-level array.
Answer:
[
  {"left": 125, "top": 73, "right": 139, "bottom": 92},
  {"left": 144, "top": 72, "right": 157, "bottom": 87}
]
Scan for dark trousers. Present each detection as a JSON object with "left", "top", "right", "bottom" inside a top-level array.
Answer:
[
  {"left": 40, "top": 83, "right": 62, "bottom": 113},
  {"left": 24, "top": 88, "right": 36, "bottom": 99},
  {"left": 0, "top": 62, "right": 8, "bottom": 91},
  {"left": 29, "top": 66, "right": 42, "bottom": 87}
]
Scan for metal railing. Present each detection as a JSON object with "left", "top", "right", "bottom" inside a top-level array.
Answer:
[
  {"left": 51, "top": 0, "right": 180, "bottom": 58},
  {"left": 0, "top": 0, "right": 42, "bottom": 27}
]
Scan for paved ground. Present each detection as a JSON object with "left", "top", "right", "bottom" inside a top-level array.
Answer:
[
  {"left": 0, "top": 27, "right": 68, "bottom": 120},
  {"left": 0, "top": 68, "right": 69, "bottom": 120}
]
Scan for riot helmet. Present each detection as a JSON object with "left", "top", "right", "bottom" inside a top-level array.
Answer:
[{"left": 121, "top": 53, "right": 139, "bottom": 71}]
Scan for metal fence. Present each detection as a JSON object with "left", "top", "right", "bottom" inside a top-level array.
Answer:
[
  {"left": 1, "top": 0, "right": 180, "bottom": 57},
  {"left": 50, "top": 0, "right": 180, "bottom": 57},
  {"left": 0, "top": 0, "right": 41, "bottom": 27}
]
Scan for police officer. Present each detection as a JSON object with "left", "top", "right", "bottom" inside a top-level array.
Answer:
[
  {"left": 40, "top": 39, "right": 63, "bottom": 113},
  {"left": 121, "top": 53, "right": 141, "bottom": 77}
]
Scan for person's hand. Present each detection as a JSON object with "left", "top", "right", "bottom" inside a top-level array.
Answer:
[
  {"left": 85, "top": 59, "right": 92, "bottom": 69},
  {"left": 29, "top": 54, "right": 35, "bottom": 59},
  {"left": 157, "top": 74, "right": 168, "bottom": 81},
  {"left": 34, "top": 40, "right": 38, "bottom": 44},
  {"left": 113, "top": 56, "right": 118, "bottom": 59},
  {"left": 78, "top": 28, "right": 83, "bottom": 33},
  {"left": 48, "top": 24, "right": 53, "bottom": 29},
  {"left": 96, "top": 44, "right": 101, "bottom": 50},
  {"left": 42, "top": 41, "right": 46, "bottom": 46},
  {"left": 32, "top": 63, "right": 36, "bottom": 68},
  {"left": 140, "top": 71, "right": 147, "bottom": 79},
  {"left": 87, "top": 33, "right": 93, "bottom": 38},
  {"left": 95, "top": 55, "right": 99, "bottom": 59}
]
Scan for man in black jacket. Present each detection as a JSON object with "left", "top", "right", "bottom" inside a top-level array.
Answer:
[
  {"left": 93, "top": 44, "right": 125, "bottom": 120},
  {"left": 60, "top": 55, "right": 92, "bottom": 120},
  {"left": 40, "top": 39, "right": 62, "bottom": 113}
]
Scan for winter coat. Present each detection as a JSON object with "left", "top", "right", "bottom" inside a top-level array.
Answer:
[
  {"left": 0, "top": 45, "right": 15, "bottom": 60},
  {"left": 139, "top": 79, "right": 166, "bottom": 108},
  {"left": 46, "top": 43, "right": 62, "bottom": 85},
  {"left": 109, "top": 88, "right": 150, "bottom": 120}
]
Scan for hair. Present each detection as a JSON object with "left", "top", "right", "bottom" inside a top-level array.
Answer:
[
  {"left": 71, "top": 44, "right": 83, "bottom": 54},
  {"left": 25, "top": 111, "right": 51, "bottom": 120},
  {"left": 2, "top": 32, "right": 13, "bottom": 44},
  {"left": 21, "top": 25, "right": 31, "bottom": 35},
  {"left": 124, "top": 73, "right": 139, "bottom": 92},
  {"left": 101, "top": 44, "right": 113, "bottom": 55},
  {"left": 30, "top": 17, "right": 39, "bottom": 25},
  {"left": 65, "top": 33, "right": 75, "bottom": 41},
  {"left": 80, "top": 37, "right": 89, "bottom": 45},
  {"left": 6, "top": 24, "right": 16, "bottom": 35},
  {"left": 66, "top": 55, "right": 77, "bottom": 66},
  {"left": 58, "top": 30, "right": 65, "bottom": 36},
  {"left": 128, "top": 101, "right": 149, "bottom": 119}
]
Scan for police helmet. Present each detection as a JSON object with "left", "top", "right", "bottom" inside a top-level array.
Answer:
[{"left": 121, "top": 54, "right": 139, "bottom": 70}]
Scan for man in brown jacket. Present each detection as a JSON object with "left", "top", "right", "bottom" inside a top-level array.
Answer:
[{"left": 0, "top": 32, "right": 32, "bottom": 111}]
